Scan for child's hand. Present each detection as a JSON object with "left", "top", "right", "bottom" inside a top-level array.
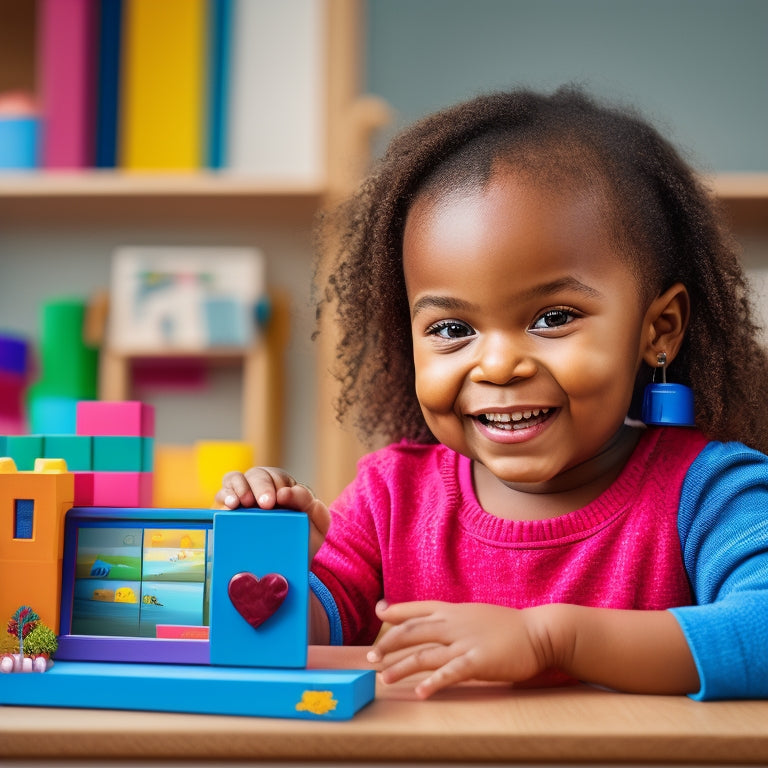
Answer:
[
  {"left": 366, "top": 600, "right": 553, "bottom": 699},
  {"left": 215, "top": 467, "right": 330, "bottom": 559}
]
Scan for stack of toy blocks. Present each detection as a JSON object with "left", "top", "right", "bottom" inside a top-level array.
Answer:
[
  {"left": 74, "top": 401, "right": 155, "bottom": 507},
  {"left": 0, "top": 401, "right": 154, "bottom": 507}
]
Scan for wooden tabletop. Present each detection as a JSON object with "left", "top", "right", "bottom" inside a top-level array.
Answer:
[{"left": 2, "top": 646, "right": 767, "bottom": 764}]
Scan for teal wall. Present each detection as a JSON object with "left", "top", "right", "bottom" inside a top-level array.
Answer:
[{"left": 365, "top": 0, "right": 768, "bottom": 171}]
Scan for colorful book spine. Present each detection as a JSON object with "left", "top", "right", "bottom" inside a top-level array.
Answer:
[
  {"left": 119, "top": 0, "right": 207, "bottom": 170},
  {"left": 37, "top": 0, "right": 97, "bottom": 169},
  {"left": 226, "top": 0, "right": 326, "bottom": 181},
  {"left": 94, "top": 0, "right": 123, "bottom": 168},
  {"left": 206, "top": 0, "right": 232, "bottom": 169}
]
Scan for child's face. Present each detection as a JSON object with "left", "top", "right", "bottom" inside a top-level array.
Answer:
[{"left": 403, "top": 168, "right": 649, "bottom": 491}]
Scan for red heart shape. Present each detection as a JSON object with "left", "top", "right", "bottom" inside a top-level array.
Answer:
[{"left": 227, "top": 572, "right": 289, "bottom": 629}]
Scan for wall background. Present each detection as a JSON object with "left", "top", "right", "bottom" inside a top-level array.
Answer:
[{"left": 365, "top": 0, "right": 768, "bottom": 172}]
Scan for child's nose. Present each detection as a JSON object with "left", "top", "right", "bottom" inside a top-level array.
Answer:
[{"left": 471, "top": 333, "right": 536, "bottom": 384}]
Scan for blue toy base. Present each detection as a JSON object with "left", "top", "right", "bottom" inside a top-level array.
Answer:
[{"left": 0, "top": 661, "right": 376, "bottom": 721}]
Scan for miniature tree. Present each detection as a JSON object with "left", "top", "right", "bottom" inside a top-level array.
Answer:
[
  {"left": 24, "top": 623, "right": 58, "bottom": 658},
  {"left": 7, "top": 606, "right": 39, "bottom": 658}
]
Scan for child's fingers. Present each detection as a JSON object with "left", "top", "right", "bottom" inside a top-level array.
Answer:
[
  {"left": 373, "top": 643, "right": 455, "bottom": 693},
  {"left": 368, "top": 601, "right": 445, "bottom": 661},
  {"left": 216, "top": 471, "right": 258, "bottom": 509},
  {"left": 216, "top": 467, "right": 297, "bottom": 509}
]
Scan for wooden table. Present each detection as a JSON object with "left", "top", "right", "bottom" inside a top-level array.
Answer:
[{"left": 2, "top": 647, "right": 767, "bottom": 765}]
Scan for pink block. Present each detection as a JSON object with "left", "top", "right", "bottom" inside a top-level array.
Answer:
[
  {"left": 92, "top": 472, "right": 153, "bottom": 507},
  {"left": 73, "top": 472, "right": 95, "bottom": 505},
  {"left": 37, "top": 0, "right": 96, "bottom": 168},
  {"left": 76, "top": 401, "right": 155, "bottom": 437}
]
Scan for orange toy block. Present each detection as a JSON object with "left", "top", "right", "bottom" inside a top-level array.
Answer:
[{"left": 0, "top": 458, "right": 74, "bottom": 635}]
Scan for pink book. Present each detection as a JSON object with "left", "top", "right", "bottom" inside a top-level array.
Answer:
[{"left": 37, "top": 0, "right": 96, "bottom": 168}]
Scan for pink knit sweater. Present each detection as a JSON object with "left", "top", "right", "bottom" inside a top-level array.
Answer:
[{"left": 311, "top": 427, "right": 710, "bottom": 645}]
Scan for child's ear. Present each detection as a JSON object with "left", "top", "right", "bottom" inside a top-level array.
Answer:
[{"left": 642, "top": 282, "right": 689, "bottom": 366}]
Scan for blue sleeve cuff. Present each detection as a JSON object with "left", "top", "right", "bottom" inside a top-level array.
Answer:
[
  {"left": 669, "top": 592, "right": 768, "bottom": 701},
  {"left": 309, "top": 571, "right": 344, "bottom": 645}
]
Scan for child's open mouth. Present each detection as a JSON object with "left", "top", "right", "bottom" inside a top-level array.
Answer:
[{"left": 477, "top": 408, "right": 553, "bottom": 431}]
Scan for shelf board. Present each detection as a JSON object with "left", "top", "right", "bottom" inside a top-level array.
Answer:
[
  {"left": 707, "top": 172, "right": 768, "bottom": 200},
  {"left": 1, "top": 170, "right": 765, "bottom": 199},
  {"left": 0, "top": 170, "right": 326, "bottom": 198}
]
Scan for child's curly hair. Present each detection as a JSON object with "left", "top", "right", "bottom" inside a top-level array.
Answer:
[{"left": 314, "top": 85, "right": 768, "bottom": 453}]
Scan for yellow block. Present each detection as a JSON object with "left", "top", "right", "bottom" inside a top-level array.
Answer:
[
  {"left": 195, "top": 441, "right": 255, "bottom": 501},
  {"left": 153, "top": 444, "right": 207, "bottom": 508}
]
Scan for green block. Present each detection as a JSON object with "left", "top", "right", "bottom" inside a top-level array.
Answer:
[
  {"left": 33, "top": 298, "right": 99, "bottom": 399},
  {"left": 43, "top": 435, "right": 93, "bottom": 471},
  {"left": 1, "top": 435, "right": 43, "bottom": 470},
  {"left": 93, "top": 436, "right": 148, "bottom": 471},
  {"left": 141, "top": 436, "right": 154, "bottom": 472}
]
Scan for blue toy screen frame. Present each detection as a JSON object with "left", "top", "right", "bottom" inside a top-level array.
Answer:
[{"left": 58, "top": 507, "right": 215, "bottom": 664}]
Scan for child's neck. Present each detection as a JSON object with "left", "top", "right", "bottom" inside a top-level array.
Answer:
[{"left": 472, "top": 424, "right": 643, "bottom": 521}]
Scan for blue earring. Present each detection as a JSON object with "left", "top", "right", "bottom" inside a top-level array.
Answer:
[{"left": 642, "top": 352, "right": 695, "bottom": 427}]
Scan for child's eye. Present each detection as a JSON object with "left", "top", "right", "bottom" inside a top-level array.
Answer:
[
  {"left": 426, "top": 320, "right": 475, "bottom": 339},
  {"left": 531, "top": 309, "right": 578, "bottom": 330}
]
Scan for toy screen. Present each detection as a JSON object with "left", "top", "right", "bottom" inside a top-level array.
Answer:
[{"left": 70, "top": 525, "right": 212, "bottom": 639}]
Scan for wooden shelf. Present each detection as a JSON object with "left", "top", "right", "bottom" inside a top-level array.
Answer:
[
  {"left": 706, "top": 172, "right": 768, "bottom": 230},
  {"left": 0, "top": 170, "right": 325, "bottom": 198},
  {"left": 708, "top": 172, "right": 768, "bottom": 200}
]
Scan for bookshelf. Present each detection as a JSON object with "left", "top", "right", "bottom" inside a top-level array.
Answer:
[
  {"left": 0, "top": 0, "right": 388, "bottom": 501},
  {"left": 1, "top": 0, "right": 764, "bottom": 502}
]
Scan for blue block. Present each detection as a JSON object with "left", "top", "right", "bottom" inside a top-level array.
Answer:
[
  {"left": 0, "top": 334, "right": 29, "bottom": 375},
  {"left": 0, "top": 661, "right": 375, "bottom": 720},
  {"left": 210, "top": 510, "right": 309, "bottom": 669},
  {"left": 28, "top": 396, "right": 79, "bottom": 434}
]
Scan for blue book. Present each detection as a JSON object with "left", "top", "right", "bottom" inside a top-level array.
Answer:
[
  {"left": 95, "top": 0, "right": 123, "bottom": 168},
  {"left": 206, "top": 0, "right": 232, "bottom": 169}
]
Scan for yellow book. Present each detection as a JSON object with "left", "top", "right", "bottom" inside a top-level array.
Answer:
[{"left": 120, "top": 0, "right": 207, "bottom": 170}]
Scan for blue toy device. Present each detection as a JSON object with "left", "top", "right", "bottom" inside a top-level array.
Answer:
[{"left": 0, "top": 507, "right": 375, "bottom": 720}]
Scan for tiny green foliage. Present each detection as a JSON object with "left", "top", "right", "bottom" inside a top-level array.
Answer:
[{"left": 24, "top": 623, "right": 58, "bottom": 657}]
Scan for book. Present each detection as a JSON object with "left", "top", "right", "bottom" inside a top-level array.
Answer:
[
  {"left": 226, "top": 0, "right": 326, "bottom": 182},
  {"left": 37, "top": 0, "right": 97, "bottom": 168},
  {"left": 206, "top": 0, "right": 233, "bottom": 169},
  {"left": 119, "top": 0, "right": 207, "bottom": 170},
  {"left": 94, "top": 0, "right": 123, "bottom": 168}
]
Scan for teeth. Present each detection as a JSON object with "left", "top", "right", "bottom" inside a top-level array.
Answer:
[{"left": 483, "top": 408, "right": 550, "bottom": 423}]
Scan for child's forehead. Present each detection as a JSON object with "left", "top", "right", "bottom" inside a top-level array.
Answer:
[
  {"left": 402, "top": 169, "right": 642, "bottom": 295},
  {"left": 405, "top": 166, "right": 611, "bottom": 244}
]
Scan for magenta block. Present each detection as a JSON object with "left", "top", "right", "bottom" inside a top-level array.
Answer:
[
  {"left": 73, "top": 472, "right": 95, "bottom": 505},
  {"left": 92, "top": 471, "right": 153, "bottom": 506},
  {"left": 76, "top": 401, "right": 155, "bottom": 437}
]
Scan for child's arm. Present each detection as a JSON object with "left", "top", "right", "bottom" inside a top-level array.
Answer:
[{"left": 368, "top": 601, "right": 699, "bottom": 699}]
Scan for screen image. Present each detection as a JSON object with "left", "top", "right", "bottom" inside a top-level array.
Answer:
[{"left": 70, "top": 525, "right": 210, "bottom": 638}]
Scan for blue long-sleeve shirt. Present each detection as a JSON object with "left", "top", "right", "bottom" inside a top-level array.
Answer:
[{"left": 670, "top": 441, "right": 768, "bottom": 699}]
